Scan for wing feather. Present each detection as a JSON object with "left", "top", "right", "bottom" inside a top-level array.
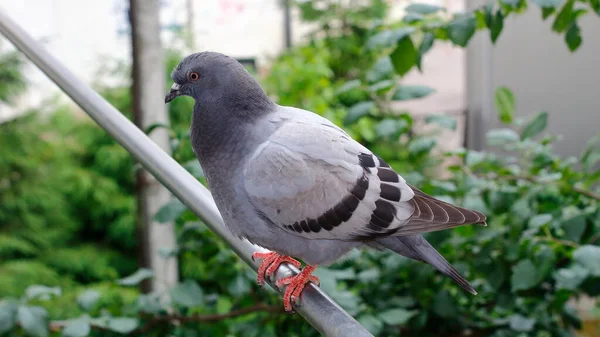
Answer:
[{"left": 244, "top": 106, "right": 486, "bottom": 242}]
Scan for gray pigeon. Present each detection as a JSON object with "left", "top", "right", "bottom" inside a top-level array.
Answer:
[{"left": 165, "top": 51, "right": 486, "bottom": 311}]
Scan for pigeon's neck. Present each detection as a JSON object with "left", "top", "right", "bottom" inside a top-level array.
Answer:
[
  {"left": 189, "top": 69, "right": 276, "bottom": 166},
  {"left": 190, "top": 99, "right": 275, "bottom": 164}
]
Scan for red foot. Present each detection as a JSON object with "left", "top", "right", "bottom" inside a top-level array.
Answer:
[
  {"left": 275, "top": 265, "right": 320, "bottom": 312},
  {"left": 251, "top": 251, "right": 301, "bottom": 286}
]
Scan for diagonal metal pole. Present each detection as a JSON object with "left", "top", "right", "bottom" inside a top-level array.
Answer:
[{"left": 0, "top": 9, "right": 373, "bottom": 337}]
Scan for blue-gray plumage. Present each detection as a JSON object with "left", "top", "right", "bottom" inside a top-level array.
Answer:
[{"left": 165, "top": 51, "right": 487, "bottom": 311}]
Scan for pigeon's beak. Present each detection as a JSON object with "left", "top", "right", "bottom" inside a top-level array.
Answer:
[{"left": 164, "top": 83, "right": 181, "bottom": 103}]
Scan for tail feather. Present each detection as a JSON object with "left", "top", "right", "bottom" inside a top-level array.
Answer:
[
  {"left": 375, "top": 235, "right": 477, "bottom": 295},
  {"left": 392, "top": 185, "right": 487, "bottom": 236}
]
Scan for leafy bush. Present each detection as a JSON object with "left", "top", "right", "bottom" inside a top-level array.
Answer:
[{"left": 1, "top": 1, "right": 599, "bottom": 336}]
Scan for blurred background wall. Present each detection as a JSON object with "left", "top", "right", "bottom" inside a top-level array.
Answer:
[
  {"left": 466, "top": 0, "right": 600, "bottom": 157},
  {"left": 3, "top": 0, "right": 598, "bottom": 158},
  {"left": 0, "top": 0, "right": 467, "bottom": 153}
]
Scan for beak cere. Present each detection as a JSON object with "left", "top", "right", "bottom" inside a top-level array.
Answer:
[{"left": 164, "top": 83, "right": 181, "bottom": 103}]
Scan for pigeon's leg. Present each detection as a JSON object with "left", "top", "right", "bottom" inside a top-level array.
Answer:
[
  {"left": 251, "top": 251, "right": 301, "bottom": 286},
  {"left": 275, "top": 265, "right": 320, "bottom": 312}
]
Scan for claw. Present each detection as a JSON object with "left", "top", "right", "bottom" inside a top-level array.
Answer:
[
  {"left": 274, "top": 265, "right": 319, "bottom": 312},
  {"left": 252, "top": 252, "right": 301, "bottom": 287}
]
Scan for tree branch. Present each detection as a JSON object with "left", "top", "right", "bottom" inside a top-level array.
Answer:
[
  {"left": 134, "top": 303, "right": 284, "bottom": 333},
  {"left": 48, "top": 303, "right": 285, "bottom": 334}
]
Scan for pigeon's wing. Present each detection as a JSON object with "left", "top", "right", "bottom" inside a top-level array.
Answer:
[{"left": 244, "top": 107, "right": 485, "bottom": 241}]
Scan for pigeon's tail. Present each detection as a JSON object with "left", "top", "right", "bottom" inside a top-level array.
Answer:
[
  {"left": 374, "top": 235, "right": 477, "bottom": 295},
  {"left": 390, "top": 185, "right": 487, "bottom": 237}
]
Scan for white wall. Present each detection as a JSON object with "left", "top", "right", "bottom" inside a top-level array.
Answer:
[
  {"left": 467, "top": 1, "right": 600, "bottom": 157},
  {"left": 1, "top": 0, "right": 467, "bottom": 128},
  {"left": 0, "top": 0, "right": 130, "bottom": 121}
]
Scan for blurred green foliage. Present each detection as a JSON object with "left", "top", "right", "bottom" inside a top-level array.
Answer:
[{"left": 1, "top": 0, "right": 600, "bottom": 336}]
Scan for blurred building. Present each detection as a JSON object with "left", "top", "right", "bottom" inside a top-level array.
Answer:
[
  {"left": 0, "top": 0, "right": 597, "bottom": 158},
  {"left": 466, "top": 0, "right": 600, "bottom": 158}
]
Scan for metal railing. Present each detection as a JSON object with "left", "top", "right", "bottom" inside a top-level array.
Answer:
[{"left": 0, "top": 10, "right": 373, "bottom": 337}]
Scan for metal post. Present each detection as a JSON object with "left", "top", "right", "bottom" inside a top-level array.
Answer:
[
  {"left": 283, "top": 0, "right": 292, "bottom": 48},
  {"left": 0, "top": 9, "right": 373, "bottom": 337}
]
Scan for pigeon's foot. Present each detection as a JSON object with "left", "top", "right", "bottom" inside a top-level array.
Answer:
[
  {"left": 252, "top": 251, "right": 301, "bottom": 286},
  {"left": 275, "top": 265, "right": 320, "bottom": 312}
]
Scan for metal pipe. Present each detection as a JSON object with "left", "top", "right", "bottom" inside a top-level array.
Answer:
[
  {"left": 0, "top": 9, "right": 373, "bottom": 337},
  {"left": 283, "top": 0, "right": 292, "bottom": 48}
]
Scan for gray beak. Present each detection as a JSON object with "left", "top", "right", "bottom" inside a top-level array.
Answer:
[{"left": 164, "top": 83, "right": 181, "bottom": 103}]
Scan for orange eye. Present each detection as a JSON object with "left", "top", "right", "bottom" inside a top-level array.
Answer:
[{"left": 188, "top": 72, "right": 200, "bottom": 81}]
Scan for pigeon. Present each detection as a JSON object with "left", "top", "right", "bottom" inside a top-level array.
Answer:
[{"left": 165, "top": 51, "right": 487, "bottom": 312}]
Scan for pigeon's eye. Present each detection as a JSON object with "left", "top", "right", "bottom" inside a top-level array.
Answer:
[{"left": 188, "top": 72, "right": 200, "bottom": 81}]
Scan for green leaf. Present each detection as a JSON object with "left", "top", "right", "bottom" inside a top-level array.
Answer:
[
  {"left": 542, "top": 6, "right": 556, "bottom": 19},
  {"left": 0, "top": 301, "right": 17, "bottom": 334},
  {"left": 379, "top": 308, "right": 417, "bottom": 325},
  {"left": 154, "top": 198, "right": 187, "bottom": 223},
  {"left": 483, "top": 4, "right": 494, "bottom": 27},
  {"left": 368, "top": 80, "right": 394, "bottom": 93},
  {"left": 403, "top": 13, "right": 424, "bottom": 23},
  {"left": 390, "top": 37, "right": 418, "bottom": 76},
  {"left": 501, "top": 0, "right": 521, "bottom": 8},
  {"left": 336, "top": 79, "right": 362, "bottom": 94},
  {"left": 392, "top": 85, "right": 435, "bottom": 100},
  {"left": 367, "top": 27, "right": 415, "bottom": 50},
  {"left": 487, "top": 264, "right": 507, "bottom": 290},
  {"left": 494, "top": 86, "right": 515, "bottom": 124},
  {"left": 357, "top": 268, "right": 381, "bottom": 283},
  {"left": 417, "top": 32, "right": 435, "bottom": 70},
  {"left": 117, "top": 268, "right": 154, "bottom": 286},
  {"left": 432, "top": 290, "right": 456, "bottom": 318},
  {"left": 227, "top": 274, "right": 251, "bottom": 297},
  {"left": 330, "top": 291, "right": 360, "bottom": 315},
  {"left": 405, "top": 3, "right": 444, "bottom": 15},
  {"left": 170, "top": 280, "right": 205, "bottom": 307},
  {"left": 408, "top": 137, "right": 437, "bottom": 155},
  {"left": 77, "top": 290, "right": 100, "bottom": 312},
  {"left": 366, "top": 57, "right": 394, "bottom": 83},
  {"left": 552, "top": 0, "right": 575, "bottom": 32},
  {"left": 425, "top": 114, "right": 457, "bottom": 130},
  {"left": 511, "top": 259, "right": 540, "bottom": 291},
  {"left": 591, "top": 0, "right": 600, "bottom": 15},
  {"left": 562, "top": 213, "right": 586, "bottom": 241},
  {"left": 145, "top": 123, "right": 172, "bottom": 135},
  {"left": 565, "top": 22, "right": 582, "bottom": 51},
  {"left": 17, "top": 306, "right": 48, "bottom": 337},
  {"left": 465, "top": 151, "right": 486, "bottom": 166},
  {"left": 535, "top": 246, "right": 556, "bottom": 280},
  {"left": 531, "top": 0, "right": 562, "bottom": 8},
  {"left": 573, "top": 245, "right": 600, "bottom": 276},
  {"left": 182, "top": 160, "right": 204, "bottom": 178},
  {"left": 554, "top": 265, "right": 589, "bottom": 290},
  {"left": 107, "top": 317, "right": 138, "bottom": 334},
  {"left": 509, "top": 314, "right": 536, "bottom": 332},
  {"left": 528, "top": 214, "right": 552, "bottom": 228},
  {"left": 136, "top": 294, "right": 163, "bottom": 314},
  {"left": 446, "top": 16, "right": 476, "bottom": 47},
  {"left": 391, "top": 296, "right": 417, "bottom": 308},
  {"left": 358, "top": 315, "right": 383, "bottom": 335},
  {"left": 216, "top": 297, "right": 233, "bottom": 314},
  {"left": 344, "top": 101, "right": 376, "bottom": 125},
  {"left": 490, "top": 10, "right": 504, "bottom": 43},
  {"left": 24, "top": 285, "right": 61, "bottom": 301},
  {"left": 520, "top": 112, "right": 548, "bottom": 140},
  {"left": 486, "top": 128, "right": 520, "bottom": 146},
  {"left": 375, "top": 119, "right": 408, "bottom": 138},
  {"left": 62, "top": 317, "right": 91, "bottom": 337}
]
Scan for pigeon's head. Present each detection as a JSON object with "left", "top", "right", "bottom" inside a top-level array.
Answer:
[{"left": 164, "top": 52, "right": 272, "bottom": 113}]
